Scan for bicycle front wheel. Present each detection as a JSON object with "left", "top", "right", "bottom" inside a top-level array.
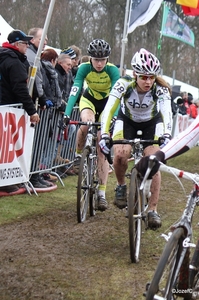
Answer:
[
  {"left": 128, "top": 167, "right": 142, "bottom": 263},
  {"left": 146, "top": 227, "right": 186, "bottom": 300},
  {"left": 189, "top": 238, "right": 199, "bottom": 295},
  {"left": 77, "top": 148, "right": 91, "bottom": 223},
  {"left": 89, "top": 153, "right": 98, "bottom": 217}
]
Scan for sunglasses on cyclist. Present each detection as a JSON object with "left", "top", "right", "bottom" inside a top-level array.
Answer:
[{"left": 137, "top": 74, "right": 156, "bottom": 81}]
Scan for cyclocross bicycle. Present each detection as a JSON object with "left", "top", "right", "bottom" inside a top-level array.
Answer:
[
  {"left": 69, "top": 120, "right": 101, "bottom": 223},
  {"left": 142, "top": 155, "right": 199, "bottom": 300},
  {"left": 108, "top": 136, "right": 160, "bottom": 263}
]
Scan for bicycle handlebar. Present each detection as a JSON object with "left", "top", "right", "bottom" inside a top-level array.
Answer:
[
  {"left": 69, "top": 120, "right": 101, "bottom": 126},
  {"left": 140, "top": 155, "right": 199, "bottom": 200},
  {"left": 112, "top": 139, "right": 160, "bottom": 145}
]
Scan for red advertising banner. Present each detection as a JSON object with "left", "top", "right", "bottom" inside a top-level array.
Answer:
[{"left": 0, "top": 106, "right": 34, "bottom": 186}]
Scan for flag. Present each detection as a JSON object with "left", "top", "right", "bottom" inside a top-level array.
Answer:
[
  {"left": 164, "top": 0, "right": 199, "bottom": 15},
  {"left": 176, "top": 0, "right": 198, "bottom": 8},
  {"left": 127, "top": 0, "right": 163, "bottom": 34},
  {"left": 161, "top": 4, "right": 195, "bottom": 47},
  {"left": 181, "top": 4, "right": 199, "bottom": 15}
]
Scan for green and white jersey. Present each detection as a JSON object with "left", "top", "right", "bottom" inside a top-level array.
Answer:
[{"left": 65, "top": 61, "right": 120, "bottom": 116}]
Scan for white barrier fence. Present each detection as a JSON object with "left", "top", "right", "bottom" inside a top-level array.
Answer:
[{"left": 172, "top": 113, "right": 195, "bottom": 137}]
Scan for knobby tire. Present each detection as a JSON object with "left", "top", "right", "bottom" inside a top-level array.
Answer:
[
  {"left": 89, "top": 154, "right": 98, "bottom": 217},
  {"left": 146, "top": 227, "right": 186, "bottom": 300},
  {"left": 77, "top": 148, "right": 90, "bottom": 223},
  {"left": 128, "top": 168, "right": 142, "bottom": 263}
]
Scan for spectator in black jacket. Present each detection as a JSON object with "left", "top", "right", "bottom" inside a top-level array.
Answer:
[
  {"left": 0, "top": 29, "right": 40, "bottom": 193},
  {"left": 0, "top": 29, "right": 40, "bottom": 123}
]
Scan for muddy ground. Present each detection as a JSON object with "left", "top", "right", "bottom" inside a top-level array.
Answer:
[{"left": 0, "top": 151, "right": 199, "bottom": 300}]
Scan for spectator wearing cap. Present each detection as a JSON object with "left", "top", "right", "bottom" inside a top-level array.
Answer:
[
  {"left": 0, "top": 29, "right": 39, "bottom": 122},
  {"left": 0, "top": 29, "right": 40, "bottom": 193},
  {"left": 175, "top": 96, "right": 187, "bottom": 115},
  {"left": 69, "top": 45, "right": 82, "bottom": 74}
]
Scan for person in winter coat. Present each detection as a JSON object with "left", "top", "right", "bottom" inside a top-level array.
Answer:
[
  {"left": 41, "top": 48, "right": 62, "bottom": 109},
  {"left": 0, "top": 29, "right": 39, "bottom": 123},
  {"left": 0, "top": 29, "right": 40, "bottom": 193},
  {"left": 26, "top": 27, "right": 49, "bottom": 108},
  {"left": 187, "top": 93, "right": 198, "bottom": 119}
]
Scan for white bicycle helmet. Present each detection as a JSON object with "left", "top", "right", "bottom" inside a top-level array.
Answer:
[{"left": 131, "top": 48, "right": 161, "bottom": 75}]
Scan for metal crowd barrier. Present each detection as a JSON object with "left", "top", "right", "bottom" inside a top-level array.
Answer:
[
  {"left": 0, "top": 103, "right": 80, "bottom": 195},
  {"left": 30, "top": 106, "right": 80, "bottom": 185}
]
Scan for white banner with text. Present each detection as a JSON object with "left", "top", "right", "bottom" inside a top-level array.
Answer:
[{"left": 0, "top": 106, "right": 34, "bottom": 186}]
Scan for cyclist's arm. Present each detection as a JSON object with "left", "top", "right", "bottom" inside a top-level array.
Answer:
[
  {"left": 64, "top": 64, "right": 89, "bottom": 116},
  {"left": 157, "top": 86, "right": 173, "bottom": 136},
  {"left": 107, "top": 63, "right": 120, "bottom": 88},
  {"left": 101, "top": 77, "right": 126, "bottom": 135},
  {"left": 160, "top": 115, "right": 199, "bottom": 160}
]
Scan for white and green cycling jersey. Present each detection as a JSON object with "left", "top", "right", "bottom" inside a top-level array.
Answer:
[{"left": 101, "top": 75, "right": 172, "bottom": 136}]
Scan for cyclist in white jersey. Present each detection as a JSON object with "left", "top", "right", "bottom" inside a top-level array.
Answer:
[{"left": 99, "top": 48, "right": 173, "bottom": 229}]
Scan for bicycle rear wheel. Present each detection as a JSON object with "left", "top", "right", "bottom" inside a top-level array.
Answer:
[
  {"left": 128, "top": 167, "right": 142, "bottom": 263},
  {"left": 146, "top": 227, "right": 186, "bottom": 300},
  {"left": 77, "top": 148, "right": 91, "bottom": 223}
]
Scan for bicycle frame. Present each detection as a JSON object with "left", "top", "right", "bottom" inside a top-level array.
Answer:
[
  {"left": 69, "top": 120, "right": 100, "bottom": 223},
  {"left": 111, "top": 138, "right": 159, "bottom": 263}
]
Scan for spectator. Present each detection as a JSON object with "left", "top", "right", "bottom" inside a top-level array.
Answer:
[
  {"left": 26, "top": 27, "right": 48, "bottom": 108},
  {"left": 0, "top": 29, "right": 40, "bottom": 193},
  {"left": 181, "top": 91, "right": 189, "bottom": 114},
  {"left": 39, "top": 48, "right": 64, "bottom": 180},
  {"left": 60, "top": 47, "right": 77, "bottom": 101},
  {"left": 55, "top": 53, "right": 72, "bottom": 105},
  {"left": 193, "top": 98, "right": 199, "bottom": 111},
  {"left": 41, "top": 48, "right": 62, "bottom": 108},
  {"left": 54, "top": 53, "right": 75, "bottom": 172},
  {"left": 80, "top": 55, "right": 90, "bottom": 63},
  {"left": 99, "top": 48, "right": 172, "bottom": 228},
  {"left": 188, "top": 93, "right": 198, "bottom": 119},
  {"left": 64, "top": 39, "right": 120, "bottom": 211},
  {"left": 69, "top": 44, "right": 82, "bottom": 75},
  {"left": 175, "top": 96, "right": 187, "bottom": 115},
  {"left": 26, "top": 27, "right": 53, "bottom": 189}
]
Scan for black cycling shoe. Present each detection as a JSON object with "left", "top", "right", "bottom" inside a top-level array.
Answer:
[{"left": 147, "top": 211, "right": 162, "bottom": 230}]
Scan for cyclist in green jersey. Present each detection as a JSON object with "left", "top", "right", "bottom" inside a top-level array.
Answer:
[{"left": 64, "top": 39, "right": 120, "bottom": 211}]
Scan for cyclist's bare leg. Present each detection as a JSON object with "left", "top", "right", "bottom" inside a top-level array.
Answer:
[
  {"left": 76, "top": 108, "right": 94, "bottom": 153},
  {"left": 143, "top": 145, "right": 161, "bottom": 212},
  {"left": 97, "top": 131, "right": 109, "bottom": 190},
  {"left": 113, "top": 144, "right": 132, "bottom": 185},
  {"left": 113, "top": 144, "right": 132, "bottom": 208}
]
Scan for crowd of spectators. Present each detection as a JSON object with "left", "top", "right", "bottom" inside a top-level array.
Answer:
[
  {"left": 0, "top": 28, "right": 84, "bottom": 193},
  {"left": 172, "top": 90, "right": 199, "bottom": 119}
]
